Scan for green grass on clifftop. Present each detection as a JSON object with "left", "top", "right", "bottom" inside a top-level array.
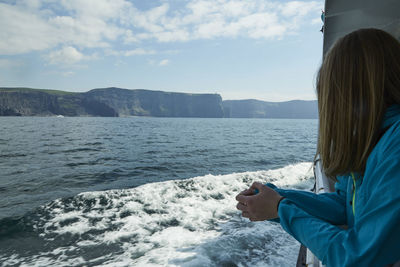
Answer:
[{"left": 0, "top": 87, "right": 76, "bottom": 96}]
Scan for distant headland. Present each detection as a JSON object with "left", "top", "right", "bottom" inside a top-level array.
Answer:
[{"left": 0, "top": 87, "right": 317, "bottom": 119}]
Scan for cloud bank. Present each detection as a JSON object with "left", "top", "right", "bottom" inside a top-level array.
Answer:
[{"left": 0, "top": 0, "right": 320, "bottom": 64}]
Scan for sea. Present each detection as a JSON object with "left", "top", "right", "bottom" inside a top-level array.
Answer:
[{"left": 0, "top": 117, "right": 318, "bottom": 267}]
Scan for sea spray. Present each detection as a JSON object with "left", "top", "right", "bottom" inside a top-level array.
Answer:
[{"left": 0, "top": 162, "right": 313, "bottom": 267}]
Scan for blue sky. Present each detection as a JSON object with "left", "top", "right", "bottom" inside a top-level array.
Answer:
[{"left": 0, "top": 0, "right": 324, "bottom": 101}]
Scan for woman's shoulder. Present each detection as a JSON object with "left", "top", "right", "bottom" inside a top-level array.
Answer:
[
  {"left": 378, "top": 104, "right": 400, "bottom": 155},
  {"left": 376, "top": 120, "right": 400, "bottom": 158},
  {"left": 363, "top": 120, "right": 400, "bottom": 192}
]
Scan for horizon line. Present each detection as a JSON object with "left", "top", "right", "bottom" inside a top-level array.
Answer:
[{"left": 0, "top": 86, "right": 318, "bottom": 103}]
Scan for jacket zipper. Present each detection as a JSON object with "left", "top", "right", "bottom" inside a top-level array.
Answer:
[{"left": 351, "top": 172, "right": 356, "bottom": 216}]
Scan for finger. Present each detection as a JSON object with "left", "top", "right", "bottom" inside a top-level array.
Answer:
[
  {"left": 235, "top": 194, "right": 249, "bottom": 204},
  {"left": 235, "top": 189, "right": 253, "bottom": 201},
  {"left": 236, "top": 202, "right": 248, "bottom": 212},
  {"left": 240, "top": 188, "right": 254, "bottom": 196},
  {"left": 250, "top": 182, "right": 265, "bottom": 192}
]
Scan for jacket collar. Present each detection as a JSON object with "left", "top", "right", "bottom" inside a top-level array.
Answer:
[{"left": 382, "top": 104, "right": 400, "bottom": 130}]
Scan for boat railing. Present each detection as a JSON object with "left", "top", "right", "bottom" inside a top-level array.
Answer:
[{"left": 297, "top": 157, "right": 335, "bottom": 267}]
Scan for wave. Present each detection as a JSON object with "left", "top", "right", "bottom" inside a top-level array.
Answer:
[
  {"left": 0, "top": 153, "right": 27, "bottom": 159},
  {"left": 0, "top": 162, "right": 314, "bottom": 267}
]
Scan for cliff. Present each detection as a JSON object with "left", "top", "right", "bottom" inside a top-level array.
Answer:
[
  {"left": 84, "top": 87, "right": 224, "bottom": 117},
  {"left": 222, "top": 99, "right": 318, "bottom": 119},
  {"left": 0, "top": 88, "right": 117, "bottom": 117},
  {"left": 0, "top": 87, "right": 318, "bottom": 118},
  {"left": 0, "top": 87, "right": 223, "bottom": 118}
]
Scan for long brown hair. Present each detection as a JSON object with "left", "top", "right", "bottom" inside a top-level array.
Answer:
[{"left": 316, "top": 28, "right": 400, "bottom": 179}]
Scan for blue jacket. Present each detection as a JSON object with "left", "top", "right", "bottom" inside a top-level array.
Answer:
[{"left": 272, "top": 105, "right": 400, "bottom": 267}]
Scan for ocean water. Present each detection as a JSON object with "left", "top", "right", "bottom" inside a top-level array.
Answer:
[{"left": 0, "top": 117, "right": 317, "bottom": 266}]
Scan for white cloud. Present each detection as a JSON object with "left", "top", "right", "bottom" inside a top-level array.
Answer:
[
  {"left": 0, "top": 0, "right": 126, "bottom": 55},
  {"left": 0, "top": 3, "right": 58, "bottom": 54},
  {"left": 59, "top": 0, "right": 130, "bottom": 20},
  {"left": 0, "top": 0, "right": 322, "bottom": 59},
  {"left": 124, "top": 48, "right": 156, "bottom": 56},
  {"left": 159, "top": 59, "right": 169, "bottom": 66},
  {"left": 280, "top": 1, "right": 320, "bottom": 17},
  {"left": 15, "top": 0, "right": 42, "bottom": 11},
  {"left": 122, "top": 0, "right": 321, "bottom": 43},
  {"left": 105, "top": 48, "right": 156, "bottom": 57},
  {"left": 47, "top": 46, "right": 84, "bottom": 65}
]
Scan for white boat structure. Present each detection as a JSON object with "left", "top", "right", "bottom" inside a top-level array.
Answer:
[{"left": 297, "top": 0, "right": 400, "bottom": 266}]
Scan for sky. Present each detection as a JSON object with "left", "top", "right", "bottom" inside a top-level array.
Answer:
[{"left": 0, "top": 0, "right": 325, "bottom": 101}]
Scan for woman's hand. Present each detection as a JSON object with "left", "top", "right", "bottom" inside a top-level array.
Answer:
[{"left": 235, "top": 182, "right": 283, "bottom": 221}]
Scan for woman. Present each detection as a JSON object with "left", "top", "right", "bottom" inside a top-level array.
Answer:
[{"left": 236, "top": 28, "right": 400, "bottom": 267}]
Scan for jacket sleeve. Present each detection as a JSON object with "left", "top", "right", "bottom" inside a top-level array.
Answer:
[
  {"left": 267, "top": 178, "right": 347, "bottom": 225},
  {"left": 278, "top": 156, "right": 400, "bottom": 266}
]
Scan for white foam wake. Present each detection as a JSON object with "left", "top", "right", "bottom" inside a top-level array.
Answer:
[{"left": 2, "top": 162, "right": 314, "bottom": 267}]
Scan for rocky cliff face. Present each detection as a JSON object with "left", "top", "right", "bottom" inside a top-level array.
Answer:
[
  {"left": 0, "top": 88, "right": 117, "bottom": 117},
  {"left": 222, "top": 99, "right": 318, "bottom": 119},
  {"left": 0, "top": 90, "right": 60, "bottom": 116},
  {"left": 0, "top": 87, "right": 318, "bottom": 118},
  {"left": 85, "top": 88, "right": 224, "bottom": 117},
  {"left": 0, "top": 87, "right": 224, "bottom": 118}
]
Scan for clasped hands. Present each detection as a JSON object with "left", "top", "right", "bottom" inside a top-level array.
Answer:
[{"left": 235, "top": 182, "right": 283, "bottom": 221}]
